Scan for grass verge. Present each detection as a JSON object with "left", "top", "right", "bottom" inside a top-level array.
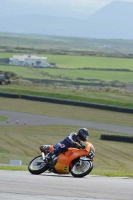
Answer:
[{"left": 0, "top": 116, "right": 8, "bottom": 121}]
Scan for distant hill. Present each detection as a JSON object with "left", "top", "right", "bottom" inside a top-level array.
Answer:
[
  {"left": 84, "top": 1, "right": 133, "bottom": 39},
  {"left": 0, "top": 1, "right": 133, "bottom": 39}
]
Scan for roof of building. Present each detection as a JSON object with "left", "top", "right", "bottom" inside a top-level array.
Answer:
[{"left": 10, "top": 55, "right": 47, "bottom": 61}]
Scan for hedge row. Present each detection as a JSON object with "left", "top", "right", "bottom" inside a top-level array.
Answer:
[
  {"left": 0, "top": 92, "right": 133, "bottom": 114},
  {"left": 101, "top": 134, "right": 133, "bottom": 143}
]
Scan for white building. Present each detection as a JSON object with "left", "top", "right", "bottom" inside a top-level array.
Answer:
[{"left": 9, "top": 55, "right": 51, "bottom": 67}]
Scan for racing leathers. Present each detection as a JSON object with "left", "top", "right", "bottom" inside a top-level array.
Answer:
[{"left": 46, "top": 132, "right": 83, "bottom": 161}]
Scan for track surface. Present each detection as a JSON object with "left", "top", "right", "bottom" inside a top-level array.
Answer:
[
  {"left": 0, "top": 110, "right": 133, "bottom": 134},
  {"left": 0, "top": 171, "right": 133, "bottom": 200}
]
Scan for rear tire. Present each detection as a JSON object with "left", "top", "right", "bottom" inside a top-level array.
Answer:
[
  {"left": 71, "top": 160, "right": 93, "bottom": 178},
  {"left": 28, "top": 155, "right": 49, "bottom": 175}
]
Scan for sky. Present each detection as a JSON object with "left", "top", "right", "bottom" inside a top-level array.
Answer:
[{"left": 2, "top": 0, "right": 133, "bottom": 19}]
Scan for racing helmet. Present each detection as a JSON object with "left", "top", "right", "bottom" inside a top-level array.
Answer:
[{"left": 77, "top": 128, "right": 89, "bottom": 141}]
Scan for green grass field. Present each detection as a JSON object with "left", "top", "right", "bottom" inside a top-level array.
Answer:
[
  {"left": 0, "top": 98, "right": 133, "bottom": 177},
  {"left": 0, "top": 52, "right": 133, "bottom": 109},
  {"left": 0, "top": 33, "right": 133, "bottom": 54},
  {"left": 1, "top": 52, "right": 133, "bottom": 69},
  {"left": 34, "top": 68, "right": 133, "bottom": 82},
  {"left": 0, "top": 65, "right": 133, "bottom": 82},
  {"left": 0, "top": 51, "right": 133, "bottom": 108},
  {"left": 1, "top": 82, "right": 133, "bottom": 108},
  {"left": 46, "top": 55, "right": 133, "bottom": 69}
]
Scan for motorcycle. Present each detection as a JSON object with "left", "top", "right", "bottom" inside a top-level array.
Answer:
[{"left": 28, "top": 141, "right": 95, "bottom": 178}]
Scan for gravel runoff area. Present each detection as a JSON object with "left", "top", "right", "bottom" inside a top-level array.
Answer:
[{"left": 0, "top": 110, "right": 133, "bottom": 135}]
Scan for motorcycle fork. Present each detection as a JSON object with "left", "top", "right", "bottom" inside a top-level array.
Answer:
[
  {"left": 41, "top": 152, "right": 45, "bottom": 160},
  {"left": 74, "top": 158, "right": 82, "bottom": 167},
  {"left": 79, "top": 159, "right": 83, "bottom": 166}
]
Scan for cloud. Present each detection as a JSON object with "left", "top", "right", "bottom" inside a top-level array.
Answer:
[
  {"left": 10, "top": 0, "right": 133, "bottom": 11},
  {"left": 10, "top": 0, "right": 133, "bottom": 9},
  {"left": 11, "top": 0, "right": 133, "bottom": 4}
]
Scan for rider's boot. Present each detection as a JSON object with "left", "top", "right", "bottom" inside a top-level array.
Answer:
[{"left": 46, "top": 150, "right": 56, "bottom": 163}]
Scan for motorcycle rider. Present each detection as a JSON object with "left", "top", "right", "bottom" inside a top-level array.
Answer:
[{"left": 46, "top": 128, "right": 90, "bottom": 163}]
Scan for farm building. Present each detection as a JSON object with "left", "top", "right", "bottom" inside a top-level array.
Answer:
[{"left": 9, "top": 55, "right": 51, "bottom": 67}]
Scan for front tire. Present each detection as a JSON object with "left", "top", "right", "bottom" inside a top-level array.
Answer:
[
  {"left": 70, "top": 160, "right": 93, "bottom": 178},
  {"left": 28, "top": 155, "right": 49, "bottom": 175}
]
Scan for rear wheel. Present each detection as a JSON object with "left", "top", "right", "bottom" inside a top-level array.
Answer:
[
  {"left": 71, "top": 160, "right": 93, "bottom": 178},
  {"left": 28, "top": 155, "right": 49, "bottom": 175}
]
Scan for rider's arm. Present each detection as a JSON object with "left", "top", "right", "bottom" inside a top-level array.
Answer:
[
  {"left": 65, "top": 132, "right": 77, "bottom": 144},
  {"left": 65, "top": 133, "right": 82, "bottom": 148}
]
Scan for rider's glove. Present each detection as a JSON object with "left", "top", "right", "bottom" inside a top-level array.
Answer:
[
  {"left": 81, "top": 144, "right": 86, "bottom": 149},
  {"left": 79, "top": 141, "right": 85, "bottom": 149},
  {"left": 73, "top": 142, "right": 81, "bottom": 148}
]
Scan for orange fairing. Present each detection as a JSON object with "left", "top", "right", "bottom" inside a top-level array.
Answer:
[
  {"left": 54, "top": 162, "right": 70, "bottom": 174},
  {"left": 54, "top": 148, "right": 85, "bottom": 174},
  {"left": 54, "top": 143, "right": 93, "bottom": 174},
  {"left": 85, "top": 142, "right": 95, "bottom": 153}
]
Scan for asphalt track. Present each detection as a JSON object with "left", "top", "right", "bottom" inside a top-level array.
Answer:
[
  {"left": 0, "top": 110, "right": 133, "bottom": 135},
  {"left": 0, "top": 170, "right": 133, "bottom": 200}
]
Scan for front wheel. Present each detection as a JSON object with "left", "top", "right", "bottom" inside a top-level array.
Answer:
[
  {"left": 70, "top": 160, "right": 93, "bottom": 178},
  {"left": 28, "top": 155, "right": 49, "bottom": 175}
]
